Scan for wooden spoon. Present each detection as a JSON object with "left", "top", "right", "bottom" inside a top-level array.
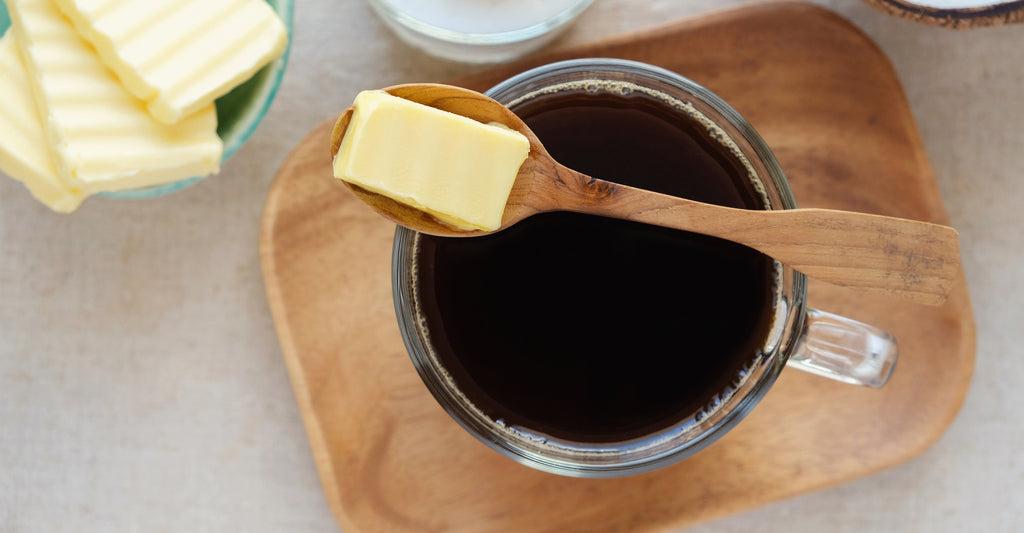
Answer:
[{"left": 330, "top": 83, "right": 960, "bottom": 306}]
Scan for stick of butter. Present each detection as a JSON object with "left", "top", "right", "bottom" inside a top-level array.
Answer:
[
  {"left": 53, "top": 0, "right": 288, "bottom": 124},
  {"left": 0, "top": 31, "right": 85, "bottom": 212},
  {"left": 333, "top": 90, "right": 530, "bottom": 232},
  {"left": 7, "top": 0, "right": 223, "bottom": 194}
]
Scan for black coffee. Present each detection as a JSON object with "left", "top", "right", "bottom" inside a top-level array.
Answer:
[{"left": 413, "top": 84, "right": 775, "bottom": 443}]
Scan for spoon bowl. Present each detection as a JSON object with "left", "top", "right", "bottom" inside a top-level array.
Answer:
[
  {"left": 329, "top": 83, "right": 960, "bottom": 305},
  {"left": 330, "top": 83, "right": 552, "bottom": 237}
]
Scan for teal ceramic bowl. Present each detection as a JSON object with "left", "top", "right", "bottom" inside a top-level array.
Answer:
[{"left": 0, "top": 0, "right": 293, "bottom": 199}]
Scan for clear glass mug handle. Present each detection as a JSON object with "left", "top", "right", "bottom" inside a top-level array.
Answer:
[{"left": 787, "top": 309, "right": 898, "bottom": 388}]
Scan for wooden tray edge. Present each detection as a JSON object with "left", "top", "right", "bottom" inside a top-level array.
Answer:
[{"left": 260, "top": 120, "right": 359, "bottom": 533}]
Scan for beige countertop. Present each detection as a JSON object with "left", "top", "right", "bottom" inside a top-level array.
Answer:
[{"left": 1, "top": 0, "right": 1021, "bottom": 531}]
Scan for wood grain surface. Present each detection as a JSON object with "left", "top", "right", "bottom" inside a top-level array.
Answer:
[{"left": 260, "top": 2, "right": 976, "bottom": 532}]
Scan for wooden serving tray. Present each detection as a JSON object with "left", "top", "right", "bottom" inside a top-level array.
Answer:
[{"left": 260, "top": 3, "right": 976, "bottom": 531}]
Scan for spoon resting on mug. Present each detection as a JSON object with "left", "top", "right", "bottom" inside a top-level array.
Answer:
[{"left": 329, "top": 84, "right": 960, "bottom": 306}]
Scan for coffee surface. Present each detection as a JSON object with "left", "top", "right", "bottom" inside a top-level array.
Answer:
[{"left": 415, "top": 89, "right": 775, "bottom": 442}]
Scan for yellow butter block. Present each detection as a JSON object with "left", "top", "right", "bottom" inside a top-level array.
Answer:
[
  {"left": 333, "top": 90, "right": 530, "bottom": 232},
  {"left": 0, "top": 31, "right": 84, "bottom": 212},
  {"left": 54, "top": 0, "right": 288, "bottom": 124},
  {"left": 7, "top": 0, "right": 223, "bottom": 193}
]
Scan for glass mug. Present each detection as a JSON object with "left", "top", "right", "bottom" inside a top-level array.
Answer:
[{"left": 392, "top": 59, "right": 897, "bottom": 478}]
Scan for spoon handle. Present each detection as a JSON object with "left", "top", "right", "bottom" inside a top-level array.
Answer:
[{"left": 542, "top": 168, "right": 959, "bottom": 305}]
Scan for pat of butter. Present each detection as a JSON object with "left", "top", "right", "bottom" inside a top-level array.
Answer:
[
  {"left": 0, "top": 31, "right": 84, "bottom": 212},
  {"left": 7, "top": 0, "right": 223, "bottom": 193},
  {"left": 53, "top": 0, "right": 288, "bottom": 124},
  {"left": 333, "top": 90, "right": 530, "bottom": 232}
]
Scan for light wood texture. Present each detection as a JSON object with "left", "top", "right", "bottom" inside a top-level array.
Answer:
[
  {"left": 863, "top": 0, "right": 1024, "bottom": 28},
  {"left": 260, "top": 2, "right": 976, "bottom": 532},
  {"left": 330, "top": 83, "right": 960, "bottom": 305}
]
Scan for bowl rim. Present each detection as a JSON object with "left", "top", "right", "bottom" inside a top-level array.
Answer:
[{"left": 365, "top": 0, "right": 594, "bottom": 45}]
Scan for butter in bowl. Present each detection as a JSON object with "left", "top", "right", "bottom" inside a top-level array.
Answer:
[{"left": 0, "top": 0, "right": 293, "bottom": 212}]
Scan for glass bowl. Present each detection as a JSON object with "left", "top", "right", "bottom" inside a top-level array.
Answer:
[
  {"left": 0, "top": 0, "right": 294, "bottom": 199},
  {"left": 366, "top": 0, "right": 594, "bottom": 63}
]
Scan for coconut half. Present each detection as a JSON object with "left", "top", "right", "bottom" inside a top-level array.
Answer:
[{"left": 864, "top": 0, "right": 1024, "bottom": 28}]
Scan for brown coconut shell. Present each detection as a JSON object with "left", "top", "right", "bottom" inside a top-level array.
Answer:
[{"left": 864, "top": 0, "right": 1024, "bottom": 28}]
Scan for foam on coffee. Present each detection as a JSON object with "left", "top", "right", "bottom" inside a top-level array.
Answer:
[{"left": 505, "top": 78, "right": 769, "bottom": 206}]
